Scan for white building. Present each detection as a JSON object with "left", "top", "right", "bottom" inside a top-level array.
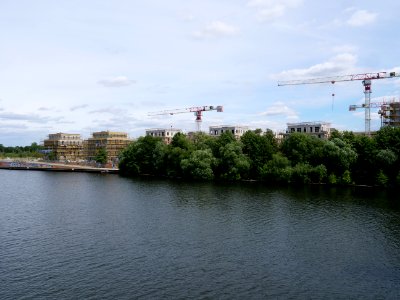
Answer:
[
  {"left": 209, "top": 125, "right": 249, "bottom": 139},
  {"left": 286, "top": 122, "right": 331, "bottom": 139},
  {"left": 145, "top": 128, "right": 182, "bottom": 144}
]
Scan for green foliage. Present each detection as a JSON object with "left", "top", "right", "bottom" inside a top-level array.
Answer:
[
  {"left": 291, "top": 163, "right": 314, "bottom": 184},
  {"left": 119, "top": 135, "right": 162, "bottom": 176},
  {"left": 319, "top": 138, "right": 357, "bottom": 175},
  {"left": 0, "top": 142, "right": 44, "bottom": 159},
  {"left": 241, "top": 130, "right": 275, "bottom": 178},
  {"left": 217, "top": 141, "right": 250, "bottom": 180},
  {"left": 328, "top": 173, "right": 337, "bottom": 185},
  {"left": 94, "top": 148, "right": 108, "bottom": 164},
  {"left": 116, "top": 127, "right": 400, "bottom": 188},
  {"left": 375, "top": 170, "right": 389, "bottom": 187},
  {"left": 181, "top": 149, "right": 216, "bottom": 180},
  {"left": 341, "top": 170, "right": 352, "bottom": 185},
  {"left": 281, "top": 133, "right": 322, "bottom": 165},
  {"left": 260, "top": 153, "right": 292, "bottom": 183}
]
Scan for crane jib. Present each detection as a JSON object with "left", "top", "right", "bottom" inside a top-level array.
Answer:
[{"left": 277, "top": 71, "right": 399, "bottom": 86}]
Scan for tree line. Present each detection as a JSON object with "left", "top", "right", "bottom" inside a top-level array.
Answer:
[
  {"left": 118, "top": 127, "right": 400, "bottom": 187},
  {"left": 0, "top": 143, "right": 44, "bottom": 159}
]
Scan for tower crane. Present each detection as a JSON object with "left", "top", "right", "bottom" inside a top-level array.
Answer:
[
  {"left": 148, "top": 105, "right": 223, "bottom": 132},
  {"left": 278, "top": 71, "right": 400, "bottom": 136},
  {"left": 349, "top": 98, "right": 400, "bottom": 128}
]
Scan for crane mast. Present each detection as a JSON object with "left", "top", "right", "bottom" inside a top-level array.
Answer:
[
  {"left": 148, "top": 105, "right": 223, "bottom": 132},
  {"left": 278, "top": 71, "right": 400, "bottom": 136}
]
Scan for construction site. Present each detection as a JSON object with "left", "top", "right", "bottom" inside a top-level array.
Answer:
[
  {"left": 43, "top": 131, "right": 132, "bottom": 164},
  {"left": 40, "top": 71, "right": 400, "bottom": 163}
]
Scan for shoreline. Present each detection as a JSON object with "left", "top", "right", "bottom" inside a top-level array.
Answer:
[{"left": 0, "top": 160, "right": 118, "bottom": 174}]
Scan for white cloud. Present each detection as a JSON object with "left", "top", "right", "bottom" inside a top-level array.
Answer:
[
  {"left": 256, "top": 5, "right": 285, "bottom": 21},
  {"left": 248, "top": 0, "right": 303, "bottom": 22},
  {"left": 98, "top": 76, "right": 136, "bottom": 87},
  {"left": 347, "top": 10, "right": 377, "bottom": 27},
  {"left": 259, "top": 101, "right": 299, "bottom": 120},
  {"left": 192, "top": 21, "right": 239, "bottom": 39},
  {"left": 274, "top": 53, "right": 358, "bottom": 80},
  {"left": 70, "top": 104, "right": 88, "bottom": 111}
]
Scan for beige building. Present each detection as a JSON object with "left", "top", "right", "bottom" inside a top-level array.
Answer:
[
  {"left": 146, "top": 128, "right": 182, "bottom": 144},
  {"left": 85, "top": 131, "right": 132, "bottom": 163},
  {"left": 209, "top": 125, "right": 249, "bottom": 139},
  {"left": 43, "top": 133, "right": 84, "bottom": 161},
  {"left": 285, "top": 121, "right": 331, "bottom": 139},
  {"left": 379, "top": 101, "right": 400, "bottom": 127}
]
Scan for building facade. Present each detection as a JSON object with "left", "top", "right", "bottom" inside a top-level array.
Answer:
[
  {"left": 209, "top": 125, "right": 249, "bottom": 139},
  {"left": 285, "top": 122, "right": 331, "bottom": 139},
  {"left": 85, "top": 131, "right": 131, "bottom": 163},
  {"left": 145, "top": 128, "right": 182, "bottom": 144},
  {"left": 379, "top": 102, "right": 400, "bottom": 127},
  {"left": 43, "top": 133, "right": 84, "bottom": 161}
]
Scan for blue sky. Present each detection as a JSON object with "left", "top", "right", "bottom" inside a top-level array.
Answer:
[{"left": 1, "top": 0, "right": 400, "bottom": 145}]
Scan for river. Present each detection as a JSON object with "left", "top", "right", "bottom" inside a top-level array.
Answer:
[{"left": 1, "top": 170, "right": 399, "bottom": 299}]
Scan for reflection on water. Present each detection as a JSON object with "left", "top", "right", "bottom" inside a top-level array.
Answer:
[{"left": 0, "top": 171, "right": 399, "bottom": 299}]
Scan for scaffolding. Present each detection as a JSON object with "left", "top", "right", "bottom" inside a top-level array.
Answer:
[{"left": 379, "top": 101, "right": 400, "bottom": 127}]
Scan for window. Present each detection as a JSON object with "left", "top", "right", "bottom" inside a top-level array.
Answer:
[
  {"left": 310, "top": 127, "right": 313, "bottom": 132},
  {"left": 315, "top": 127, "right": 320, "bottom": 133},
  {"left": 232, "top": 129, "right": 234, "bottom": 134},
  {"left": 303, "top": 127, "right": 306, "bottom": 132},
  {"left": 291, "top": 128, "right": 295, "bottom": 133},
  {"left": 297, "top": 128, "right": 301, "bottom": 132}
]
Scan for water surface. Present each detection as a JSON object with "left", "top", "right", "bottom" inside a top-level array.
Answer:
[{"left": 1, "top": 170, "right": 399, "bottom": 299}]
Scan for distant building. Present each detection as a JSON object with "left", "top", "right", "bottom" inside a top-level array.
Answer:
[
  {"left": 146, "top": 128, "right": 182, "bottom": 144},
  {"left": 285, "top": 122, "right": 331, "bottom": 139},
  {"left": 43, "top": 133, "right": 83, "bottom": 161},
  {"left": 209, "top": 125, "right": 249, "bottom": 139},
  {"left": 85, "top": 131, "right": 132, "bottom": 163},
  {"left": 379, "top": 101, "right": 400, "bottom": 127}
]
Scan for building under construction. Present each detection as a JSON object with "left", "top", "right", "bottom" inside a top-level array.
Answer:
[
  {"left": 379, "top": 101, "right": 400, "bottom": 127},
  {"left": 43, "top": 133, "right": 84, "bottom": 161},
  {"left": 85, "top": 131, "right": 132, "bottom": 163}
]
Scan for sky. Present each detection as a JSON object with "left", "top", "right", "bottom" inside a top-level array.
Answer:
[{"left": 1, "top": 0, "right": 400, "bottom": 146}]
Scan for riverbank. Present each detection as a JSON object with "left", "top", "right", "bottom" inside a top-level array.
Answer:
[{"left": 0, "top": 159, "right": 118, "bottom": 174}]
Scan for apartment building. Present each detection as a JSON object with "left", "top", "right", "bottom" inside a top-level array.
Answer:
[
  {"left": 146, "top": 128, "right": 182, "bottom": 144},
  {"left": 85, "top": 131, "right": 132, "bottom": 163},
  {"left": 285, "top": 122, "right": 331, "bottom": 139},
  {"left": 43, "top": 133, "right": 84, "bottom": 161},
  {"left": 209, "top": 125, "right": 249, "bottom": 139}
]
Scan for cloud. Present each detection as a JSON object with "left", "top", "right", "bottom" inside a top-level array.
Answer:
[
  {"left": 274, "top": 53, "right": 358, "bottom": 80},
  {"left": 89, "top": 107, "right": 125, "bottom": 115},
  {"left": 259, "top": 101, "right": 299, "bottom": 120},
  {"left": 98, "top": 76, "right": 136, "bottom": 87},
  {"left": 192, "top": 21, "right": 239, "bottom": 39},
  {"left": 347, "top": 10, "right": 377, "bottom": 27},
  {"left": 248, "top": 0, "right": 303, "bottom": 22},
  {"left": 0, "top": 111, "right": 59, "bottom": 124},
  {"left": 70, "top": 104, "right": 89, "bottom": 111}
]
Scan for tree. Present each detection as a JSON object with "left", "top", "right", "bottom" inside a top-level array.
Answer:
[
  {"left": 119, "top": 135, "right": 163, "bottom": 176},
  {"left": 281, "top": 133, "right": 322, "bottom": 165},
  {"left": 94, "top": 148, "right": 108, "bottom": 164},
  {"left": 181, "top": 149, "right": 216, "bottom": 180},
  {"left": 260, "top": 153, "right": 292, "bottom": 183},
  {"left": 217, "top": 141, "right": 250, "bottom": 180},
  {"left": 241, "top": 130, "right": 275, "bottom": 178}
]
